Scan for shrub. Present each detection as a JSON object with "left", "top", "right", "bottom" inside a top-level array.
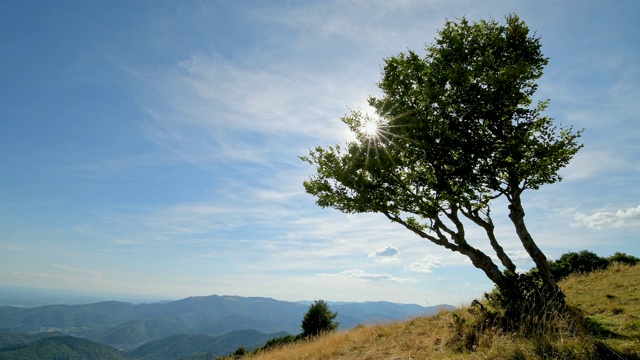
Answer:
[
  {"left": 480, "top": 270, "right": 569, "bottom": 335},
  {"left": 549, "top": 250, "right": 609, "bottom": 280},
  {"left": 259, "top": 334, "right": 298, "bottom": 351},
  {"left": 232, "top": 346, "right": 247, "bottom": 358},
  {"left": 606, "top": 252, "right": 640, "bottom": 266}
]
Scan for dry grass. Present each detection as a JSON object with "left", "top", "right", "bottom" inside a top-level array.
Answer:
[
  {"left": 246, "top": 264, "right": 640, "bottom": 360},
  {"left": 250, "top": 312, "right": 484, "bottom": 360}
]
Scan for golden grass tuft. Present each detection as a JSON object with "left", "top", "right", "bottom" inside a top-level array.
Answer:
[{"left": 247, "top": 264, "right": 640, "bottom": 360}]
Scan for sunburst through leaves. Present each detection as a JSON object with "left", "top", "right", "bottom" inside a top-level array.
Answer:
[{"left": 359, "top": 116, "right": 381, "bottom": 139}]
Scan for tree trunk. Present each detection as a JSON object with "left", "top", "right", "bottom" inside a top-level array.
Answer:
[
  {"left": 508, "top": 194, "right": 559, "bottom": 293},
  {"left": 479, "top": 219, "right": 517, "bottom": 273},
  {"left": 385, "top": 211, "right": 509, "bottom": 289},
  {"left": 460, "top": 245, "right": 509, "bottom": 289},
  {"left": 461, "top": 208, "right": 517, "bottom": 273}
]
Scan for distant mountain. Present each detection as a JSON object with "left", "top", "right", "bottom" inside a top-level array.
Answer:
[
  {"left": 126, "top": 329, "right": 289, "bottom": 360},
  {"left": 0, "top": 335, "right": 127, "bottom": 360},
  {"left": 334, "top": 301, "right": 453, "bottom": 329},
  {"left": 0, "top": 300, "right": 136, "bottom": 331},
  {"left": 0, "top": 295, "right": 453, "bottom": 350}
]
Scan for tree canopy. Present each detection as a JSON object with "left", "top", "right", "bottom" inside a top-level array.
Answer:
[
  {"left": 302, "top": 15, "right": 582, "bottom": 295},
  {"left": 301, "top": 300, "right": 339, "bottom": 337}
]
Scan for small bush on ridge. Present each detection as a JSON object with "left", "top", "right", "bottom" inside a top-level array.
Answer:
[
  {"left": 549, "top": 250, "right": 609, "bottom": 280},
  {"left": 606, "top": 252, "right": 639, "bottom": 266}
]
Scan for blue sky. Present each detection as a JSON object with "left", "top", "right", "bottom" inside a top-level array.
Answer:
[{"left": 1, "top": 0, "right": 639, "bottom": 305}]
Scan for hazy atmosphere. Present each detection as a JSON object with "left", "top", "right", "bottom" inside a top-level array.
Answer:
[{"left": 1, "top": 0, "right": 639, "bottom": 305}]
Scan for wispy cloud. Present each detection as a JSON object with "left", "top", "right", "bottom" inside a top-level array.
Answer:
[
  {"left": 319, "top": 269, "right": 416, "bottom": 283},
  {"left": 51, "top": 264, "right": 104, "bottom": 277},
  {"left": 272, "top": 1, "right": 442, "bottom": 53},
  {"left": 407, "top": 255, "right": 442, "bottom": 273},
  {"left": 574, "top": 205, "right": 640, "bottom": 229},
  {"left": 8, "top": 270, "right": 99, "bottom": 284},
  {"left": 136, "top": 54, "right": 354, "bottom": 168}
]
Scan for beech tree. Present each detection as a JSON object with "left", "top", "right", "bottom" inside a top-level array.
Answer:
[{"left": 303, "top": 15, "right": 581, "bottom": 300}]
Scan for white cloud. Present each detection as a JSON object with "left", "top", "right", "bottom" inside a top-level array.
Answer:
[
  {"left": 407, "top": 255, "right": 442, "bottom": 273},
  {"left": 368, "top": 245, "right": 400, "bottom": 263},
  {"left": 319, "top": 269, "right": 416, "bottom": 283},
  {"left": 574, "top": 205, "right": 640, "bottom": 229}
]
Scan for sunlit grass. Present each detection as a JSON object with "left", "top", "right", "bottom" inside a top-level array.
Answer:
[{"left": 562, "top": 262, "right": 640, "bottom": 353}]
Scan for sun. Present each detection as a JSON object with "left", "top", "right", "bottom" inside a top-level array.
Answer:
[{"left": 360, "top": 119, "right": 380, "bottom": 138}]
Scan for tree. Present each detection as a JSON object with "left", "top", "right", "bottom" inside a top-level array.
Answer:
[
  {"left": 232, "top": 346, "right": 248, "bottom": 358},
  {"left": 301, "top": 300, "right": 339, "bottom": 337},
  {"left": 302, "top": 15, "right": 581, "bottom": 304}
]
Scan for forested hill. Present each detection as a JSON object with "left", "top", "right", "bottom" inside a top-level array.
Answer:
[
  {"left": 0, "top": 335, "right": 127, "bottom": 360},
  {"left": 0, "top": 330, "right": 290, "bottom": 360},
  {"left": 125, "top": 329, "right": 290, "bottom": 360}
]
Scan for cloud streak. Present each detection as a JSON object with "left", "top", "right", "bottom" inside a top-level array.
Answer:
[
  {"left": 574, "top": 205, "right": 640, "bottom": 229},
  {"left": 137, "top": 54, "right": 357, "bottom": 168},
  {"left": 319, "top": 269, "right": 416, "bottom": 283}
]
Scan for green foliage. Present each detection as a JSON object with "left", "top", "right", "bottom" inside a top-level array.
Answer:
[
  {"left": 466, "top": 270, "right": 568, "bottom": 339},
  {"left": 606, "top": 252, "right": 640, "bottom": 266},
  {"left": 232, "top": 346, "right": 247, "bottom": 358},
  {"left": 547, "top": 250, "right": 639, "bottom": 281},
  {"left": 0, "top": 332, "right": 62, "bottom": 348},
  {"left": 301, "top": 300, "right": 339, "bottom": 337},
  {"left": 549, "top": 250, "right": 611, "bottom": 280},
  {"left": 0, "top": 335, "right": 127, "bottom": 360},
  {"left": 125, "top": 330, "right": 288, "bottom": 360},
  {"left": 258, "top": 334, "right": 298, "bottom": 351},
  {"left": 302, "top": 14, "right": 581, "bottom": 300}
]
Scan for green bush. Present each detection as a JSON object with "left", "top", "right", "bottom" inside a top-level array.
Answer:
[
  {"left": 232, "top": 346, "right": 247, "bottom": 358},
  {"left": 259, "top": 334, "right": 298, "bottom": 351},
  {"left": 606, "top": 252, "right": 640, "bottom": 266},
  {"left": 481, "top": 270, "right": 568, "bottom": 335},
  {"left": 549, "top": 250, "right": 609, "bottom": 280}
]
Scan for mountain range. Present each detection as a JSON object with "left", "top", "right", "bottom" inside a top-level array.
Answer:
[{"left": 0, "top": 295, "right": 454, "bottom": 358}]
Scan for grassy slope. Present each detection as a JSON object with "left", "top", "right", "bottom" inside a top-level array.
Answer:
[
  {"left": 249, "top": 264, "right": 640, "bottom": 360},
  {"left": 562, "top": 263, "right": 640, "bottom": 354}
]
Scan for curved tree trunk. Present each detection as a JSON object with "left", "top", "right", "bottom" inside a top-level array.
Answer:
[
  {"left": 463, "top": 209, "right": 517, "bottom": 273},
  {"left": 457, "top": 244, "right": 509, "bottom": 288},
  {"left": 508, "top": 194, "right": 559, "bottom": 293},
  {"left": 383, "top": 211, "right": 508, "bottom": 289}
]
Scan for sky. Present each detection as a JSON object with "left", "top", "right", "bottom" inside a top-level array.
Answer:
[{"left": 1, "top": 0, "right": 639, "bottom": 306}]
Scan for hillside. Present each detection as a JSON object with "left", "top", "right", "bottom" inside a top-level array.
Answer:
[
  {"left": 247, "top": 264, "right": 640, "bottom": 360},
  {"left": 126, "top": 329, "right": 289, "bottom": 360},
  {"left": 0, "top": 335, "right": 127, "bottom": 360},
  {"left": 0, "top": 331, "right": 63, "bottom": 348}
]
